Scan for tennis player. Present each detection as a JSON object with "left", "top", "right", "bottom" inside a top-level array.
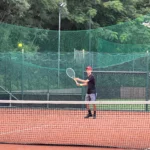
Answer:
[{"left": 74, "top": 66, "right": 96, "bottom": 119}]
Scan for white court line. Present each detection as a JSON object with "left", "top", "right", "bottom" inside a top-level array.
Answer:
[{"left": 0, "top": 124, "right": 56, "bottom": 136}]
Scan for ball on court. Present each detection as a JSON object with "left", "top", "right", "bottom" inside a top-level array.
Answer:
[{"left": 18, "top": 43, "right": 23, "bottom": 48}]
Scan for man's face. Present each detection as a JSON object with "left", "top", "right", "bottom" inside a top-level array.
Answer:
[{"left": 86, "top": 69, "right": 92, "bottom": 75}]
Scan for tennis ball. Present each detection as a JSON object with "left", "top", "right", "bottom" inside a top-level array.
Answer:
[{"left": 18, "top": 43, "right": 23, "bottom": 48}]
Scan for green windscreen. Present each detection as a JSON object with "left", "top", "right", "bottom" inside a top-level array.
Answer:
[{"left": 0, "top": 52, "right": 149, "bottom": 102}]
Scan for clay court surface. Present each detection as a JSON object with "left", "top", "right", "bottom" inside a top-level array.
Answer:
[
  {"left": 0, "top": 144, "right": 126, "bottom": 150},
  {"left": 0, "top": 108, "right": 150, "bottom": 149}
]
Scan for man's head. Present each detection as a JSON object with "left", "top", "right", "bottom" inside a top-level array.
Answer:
[{"left": 86, "top": 66, "right": 92, "bottom": 75}]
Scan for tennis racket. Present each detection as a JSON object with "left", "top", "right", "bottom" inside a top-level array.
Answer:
[
  {"left": 66, "top": 68, "right": 78, "bottom": 84},
  {"left": 66, "top": 68, "right": 75, "bottom": 79}
]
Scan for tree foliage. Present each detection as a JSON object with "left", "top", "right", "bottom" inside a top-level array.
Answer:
[
  {"left": 0, "top": 0, "right": 150, "bottom": 30},
  {"left": 0, "top": 0, "right": 150, "bottom": 53}
]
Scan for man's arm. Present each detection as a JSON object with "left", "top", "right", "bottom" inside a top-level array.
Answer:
[
  {"left": 79, "top": 82, "right": 88, "bottom": 86},
  {"left": 74, "top": 78, "right": 89, "bottom": 83},
  {"left": 74, "top": 78, "right": 88, "bottom": 86}
]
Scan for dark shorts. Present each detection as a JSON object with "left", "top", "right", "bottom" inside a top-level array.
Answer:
[{"left": 85, "top": 93, "right": 97, "bottom": 101}]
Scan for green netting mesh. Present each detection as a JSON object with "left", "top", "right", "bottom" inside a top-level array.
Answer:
[
  {"left": 0, "top": 14, "right": 150, "bottom": 53},
  {"left": 0, "top": 52, "right": 149, "bottom": 102},
  {"left": 0, "top": 14, "right": 150, "bottom": 101}
]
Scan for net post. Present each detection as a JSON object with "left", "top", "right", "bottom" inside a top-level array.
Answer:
[
  {"left": 47, "top": 93, "right": 50, "bottom": 108},
  {"left": 9, "top": 94, "right": 12, "bottom": 107}
]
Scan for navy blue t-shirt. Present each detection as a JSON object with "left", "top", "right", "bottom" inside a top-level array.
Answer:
[{"left": 86, "top": 74, "right": 96, "bottom": 94}]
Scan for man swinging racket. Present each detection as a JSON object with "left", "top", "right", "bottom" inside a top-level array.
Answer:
[{"left": 74, "top": 66, "right": 96, "bottom": 119}]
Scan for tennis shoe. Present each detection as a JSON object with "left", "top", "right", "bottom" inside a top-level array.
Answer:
[
  {"left": 93, "top": 115, "right": 96, "bottom": 119},
  {"left": 84, "top": 113, "right": 92, "bottom": 118}
]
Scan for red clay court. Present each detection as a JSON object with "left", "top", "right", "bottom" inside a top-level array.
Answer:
[
  {"left": 0, "top": 144, "right": 127, "bottom": 150},
  {"left": 0, "top": 105, "right": 150, "bottom": 150}
]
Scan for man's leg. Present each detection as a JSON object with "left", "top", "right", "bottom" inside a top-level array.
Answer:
[
  {"left": 84, "top": 95, "right": 92, "bottom": 118},
  {"left": 90, "top": 94, "right": 97, "bottom": 119},
  {"left": 93, "top": 104, "right": 96, "bottom": 119},
  {"left": 84, "top": 104, "right": 92, "bottom": 118}
]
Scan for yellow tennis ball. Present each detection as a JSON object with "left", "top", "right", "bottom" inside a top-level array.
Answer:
[{"left": 18, "top": 43, "right": 23, "bottom": 48}]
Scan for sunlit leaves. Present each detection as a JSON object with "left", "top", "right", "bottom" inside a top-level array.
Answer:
[{"left": 103, "top": 0, "right": 124, "bottom": 12}]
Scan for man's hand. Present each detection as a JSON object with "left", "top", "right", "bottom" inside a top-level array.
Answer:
[
  {"left": 74, "top": 78, "right": 79, "bottom": 81},
  {"left": 76, "top": 82, "right": 80, "bottom": 86},
  {"left": 73, "top": 78, "right": 80, "bottom": 86}
]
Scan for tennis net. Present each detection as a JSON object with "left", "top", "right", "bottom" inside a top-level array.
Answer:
[{"left": 0, "top": 100, "right": 150, "bottom": 149}]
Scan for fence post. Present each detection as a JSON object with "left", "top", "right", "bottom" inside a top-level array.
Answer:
[
  {"left": 21, "top": 49, "right": 24, "bottom": 100},
  {"left": 146, "top": 51, "right": 149, "bottom": 111}
]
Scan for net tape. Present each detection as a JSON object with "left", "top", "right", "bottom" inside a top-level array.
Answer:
[{"left": 1, "top": 100, "right": 150, "bottom": 104}]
